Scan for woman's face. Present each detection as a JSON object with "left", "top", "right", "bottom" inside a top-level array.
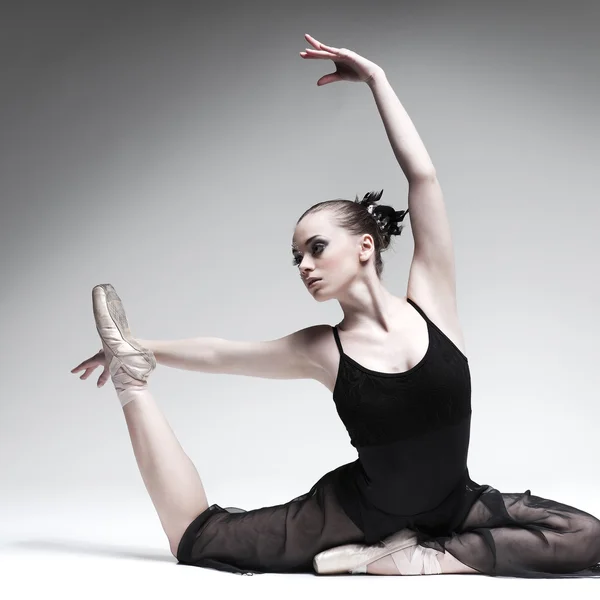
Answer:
[{"left": 292, "top": 211, "right": 374, "bottom": 301}]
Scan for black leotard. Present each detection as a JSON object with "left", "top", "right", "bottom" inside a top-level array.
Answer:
[{"left": 329, "top": 297, "right": 484, "bottom": 543}]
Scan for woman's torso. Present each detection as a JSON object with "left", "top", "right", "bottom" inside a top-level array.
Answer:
[
  {"left": 311, "top": 294, "right": 474, "bottom": 538},
  {"left": 309, "top": 294, "right": 467, "bottom": 393}
]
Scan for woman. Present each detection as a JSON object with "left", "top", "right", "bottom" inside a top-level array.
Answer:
[{"left": 71, "top": 34, "right": 600, "bottom": 577}]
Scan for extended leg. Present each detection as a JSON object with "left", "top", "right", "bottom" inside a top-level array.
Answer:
[
  {"left": 367, "top": 490, "right": 600, "bottom": 576},
  {"left": 425, "top": 488, "right": 600, "bottom": 577},
  {"left": 120, "top": 384, "right": 209, "bottom": 557},
  {"left": 314, "top": 486, "right": 600, "bottom": 577},
  {"left": 91, "top": 283, "right": 208, "bottom": 557}
]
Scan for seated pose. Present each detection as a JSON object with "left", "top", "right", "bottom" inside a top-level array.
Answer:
[{"left": 71, "top": 34, "right": 600, "bottom": 578}]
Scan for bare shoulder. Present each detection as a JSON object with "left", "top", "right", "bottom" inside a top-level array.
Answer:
[
  {"left": 406, "top": 268, "right": 468, "bottom": 357},
  {"left": 415, "top": 296, "right": 467, "bottom": 357},
  {"left": 302, "top": 324, "right": 339, "bottom": 391}
]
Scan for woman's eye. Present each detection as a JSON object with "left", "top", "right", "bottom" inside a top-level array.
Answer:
[{"left": 291, "top": 243, "right": 325, "bottom": 267}]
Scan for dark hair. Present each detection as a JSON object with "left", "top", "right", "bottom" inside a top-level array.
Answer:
[{"left": 295, "top": 189, "right": 409, "bottom": 278}]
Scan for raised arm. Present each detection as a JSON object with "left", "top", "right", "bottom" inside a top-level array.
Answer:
[
  {"left": 301, "top": 33, "right": 458, "bottom": 319},
  {"left": 367, "top": 71, "right": 457, "bottom": 315},
  {"left": 367, "top": 70, "right": 436, "bottom": 181}
]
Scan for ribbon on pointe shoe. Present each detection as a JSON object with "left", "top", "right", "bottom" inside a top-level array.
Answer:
[
  {"left": 103, "top": 342, "right": 149, "bottom": 408},
  {"left": 350, "top": 543, "right": 443, "bottom": 575},
  {"left": 111, "top": 366, "right": 148, "bottom": 408},
  {"left": 389, "top": 543, "right": 443, "bottom": 575}
]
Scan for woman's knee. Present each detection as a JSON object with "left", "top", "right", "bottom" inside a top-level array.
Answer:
[
  {"left": 552, "top": 512, "right": 600, "bottom": 569},
  {"left": 579, "top": 514, "right": 600, "bottom": 565},
  {"left": 169, "top": 512, "right": 206, "bottom": 561},
  {"left": 170, "top": 504, "right": 227, "bottom": 562},
  {"left": 170, "top": 521, "right": 193, "bottom": 559}
]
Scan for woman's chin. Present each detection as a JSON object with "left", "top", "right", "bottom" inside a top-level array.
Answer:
[{"left": 311, "top": 288, "right": 331, "bottom": 302}]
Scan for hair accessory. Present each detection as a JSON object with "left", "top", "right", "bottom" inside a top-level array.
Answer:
[{"left": 359, "top": 189, "right": 409, "bottom": 236}]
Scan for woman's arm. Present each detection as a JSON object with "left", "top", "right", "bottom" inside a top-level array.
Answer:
[
  {"left": 300, "top": 35, "right": 455, "bottom": 311},
  {"left": 367, "top": 70, "right": 436, "bottom": 182},
  {"left": 136, "top": 337, "right": 217, "bottom": 371},
  {"left": 300, "top": 35, "right": 434, "bottom": 182},
  {"left": 137, "top": 327, "right": 322, "bottom": 380},
  {"left": 366, "top": 70, "right": 457, "bottom": 318},
  {"left": 71, "top": 327, "right": 324, "bottom": 387}
]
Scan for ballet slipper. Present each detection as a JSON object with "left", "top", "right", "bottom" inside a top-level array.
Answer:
[
  {"left": 313, "top": 528, "right": 421, "bottom": 575},
  {"left": 92, "top": 283, "right": 156, "bottom": 406}
]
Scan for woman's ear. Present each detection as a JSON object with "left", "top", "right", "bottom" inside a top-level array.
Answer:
[{"left": 358, "top": 234, "right": 375, "bottom": 263}]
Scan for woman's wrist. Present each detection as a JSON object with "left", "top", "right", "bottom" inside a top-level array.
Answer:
[
  {"left": 137, "top": 339, "right": 157, "bottom": 354},
  {"left": 366, "top": 67, "right": 386, "bottom": 89}
]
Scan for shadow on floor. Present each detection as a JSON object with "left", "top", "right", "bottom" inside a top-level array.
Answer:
[{"left": 8, "top": 538, "right": 175, "bottom": 563}]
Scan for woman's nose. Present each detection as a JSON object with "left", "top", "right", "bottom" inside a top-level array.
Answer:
[{"left": 300, "top": 256, "right": 314, "bottom": 270}]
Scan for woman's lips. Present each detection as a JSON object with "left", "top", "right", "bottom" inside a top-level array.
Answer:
[{"left": 308, "top": 279, "right": 321, "bottom": 288}]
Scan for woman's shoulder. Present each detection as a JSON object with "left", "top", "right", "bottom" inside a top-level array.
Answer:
[{"left": 300, "top": 324, "right": 339, "bottom": 390}]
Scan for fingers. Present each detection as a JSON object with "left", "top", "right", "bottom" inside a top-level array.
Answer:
[
  {"left": 300, "top": 48, "right": 337, "bottom": 59},
  {"left": 71, "top": 361, "right": 109, "bottom": 387},
  {"left": 71, "top": 350, "right": 104, "bottom": 374},
  {"left": 97, "top": 367, "right": 110, "bottom": 387},
  {"left": 71, "top": 360, "right": 95, "bottom": 374},
  {"left": 316, "top": 73, "right": 342, "bottom": 86},
  {"left": 304, "top": 33, "right": 339, "bottom": 54},
  {"left": 71, "top": 359, "right": 99, "bottom": 375},
  {"left": 79, "top": 367, "right": 93, "bottom": 380},
  {"left": 304, "top": 33, "right": 319, "bottom": 47}
]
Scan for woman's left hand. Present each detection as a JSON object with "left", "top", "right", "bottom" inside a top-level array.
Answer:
[{"left": 300, "top": 33, "right": 384, "bottom": 86}]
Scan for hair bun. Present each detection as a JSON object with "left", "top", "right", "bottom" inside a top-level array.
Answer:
[{"left": 357, "top": 189, "right": 410, "bottom": 236}]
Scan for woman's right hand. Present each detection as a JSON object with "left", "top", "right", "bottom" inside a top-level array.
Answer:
[{"left": 71, "top": 348, "right": 110, "bottom": 387}]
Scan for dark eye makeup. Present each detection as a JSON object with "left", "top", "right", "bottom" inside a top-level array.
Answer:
[{"left": 292, "top": 242, "right": 326, "bottom": 266}]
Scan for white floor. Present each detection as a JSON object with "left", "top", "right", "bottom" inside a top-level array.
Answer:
[{"left": 2, "top": 492, "right": 600, "bottom": 600}]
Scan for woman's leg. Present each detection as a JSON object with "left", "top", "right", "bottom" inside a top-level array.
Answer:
[
  {"left": 90, "top": 284, "right": 209, "bottom": 557},
  {"left": 119, "top": 385, "right": 209, "bottom": 557},
  {"left": 440, "top": 489, "right": 600, "bottom": 577}
]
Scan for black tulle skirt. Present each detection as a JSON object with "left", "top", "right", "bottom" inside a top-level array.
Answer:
[{"left": 175, "top": 465, "right": 600, "bottom": 578}]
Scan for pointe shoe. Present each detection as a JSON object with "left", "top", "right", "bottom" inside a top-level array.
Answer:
[
  {"left": 388, "top": 543, "right": 443, "bottom": 575},
  {"left": 92, "top": 284, "right": 156, "bottom": 391},
  {"left": 313, "top": 528, "right": 422, "bottom": 575}
]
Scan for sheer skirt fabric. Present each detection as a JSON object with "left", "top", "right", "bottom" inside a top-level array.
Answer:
[
  {"left": 176, "top": 469, "right": 364, "bottom": 575},
  {"left": 420, "top": 486, "right": 600, "bottom": 578},
  {"left": 176, "top": 473, "right": 600, "bottom": 578}
]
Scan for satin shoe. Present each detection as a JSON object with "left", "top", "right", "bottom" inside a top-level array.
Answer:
[
  {"left": 92, "top": 284, "right": 156, "bottom": 386},
  {"left": 313, "top": 528, "right": 425, "bottom": 575}
]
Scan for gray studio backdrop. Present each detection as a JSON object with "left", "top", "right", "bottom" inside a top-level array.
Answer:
[{"left": 1, "top": 0, "right": 599, "bottom": 545}]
